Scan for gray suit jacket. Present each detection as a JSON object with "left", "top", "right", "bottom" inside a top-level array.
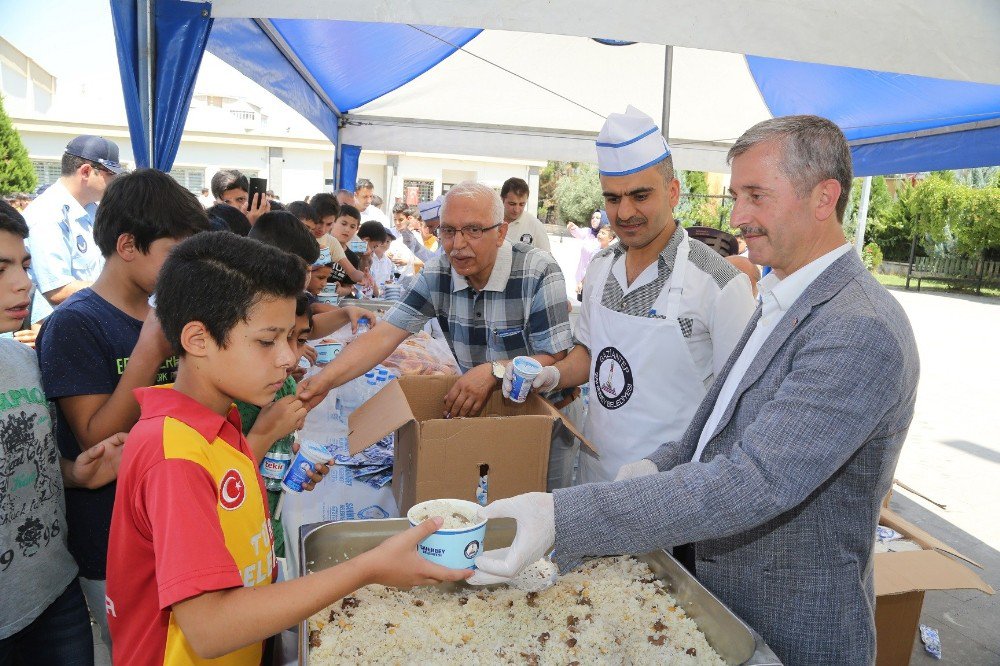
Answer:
[{"left": 554, "top": 250, "right": 919, "bottom": 665}]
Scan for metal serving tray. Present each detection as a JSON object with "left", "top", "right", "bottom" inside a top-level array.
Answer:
[{"left": 295, "top": 519, "right": 781, "bottom": 665}]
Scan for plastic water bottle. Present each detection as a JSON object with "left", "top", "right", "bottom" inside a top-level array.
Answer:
[
  {"left": 355, "top": 316, "right": 371, "bottom": 336},
  {"left": 360, "top": 371, "right": 378, "bottom": 405}
]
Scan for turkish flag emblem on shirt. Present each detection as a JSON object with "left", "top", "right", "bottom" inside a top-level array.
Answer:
[{"left": 219, "top": 469, "right": 246, "bottom": 510}]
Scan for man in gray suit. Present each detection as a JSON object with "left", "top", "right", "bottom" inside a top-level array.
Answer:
[{"left": 469, "top": 115, "right": 920, "bottom": 665}]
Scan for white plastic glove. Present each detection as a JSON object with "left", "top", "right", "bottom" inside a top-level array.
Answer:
[
  {"left": 613, "top": 458, "right": 659, "bottom": 481},
  {"left": 501, "top": 363, "right": 561, "bottom": 400},
  {"left": 468, "top": 492, "right": 555, "bottom": 585}
]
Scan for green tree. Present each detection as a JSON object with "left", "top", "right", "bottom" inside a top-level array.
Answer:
[
  {"left": 0, "top": 96, "right": 36, "bottom": 195},
  {"left": 676, "top": 170, "right": 729, "bottom": 230},
  {"left": 554, "top": 163, "right": 603, "bottom": 224}
]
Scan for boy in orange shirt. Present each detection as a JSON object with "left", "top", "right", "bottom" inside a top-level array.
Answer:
[{"left": 106, "top": 232, "right": 468, "bottom": 663}]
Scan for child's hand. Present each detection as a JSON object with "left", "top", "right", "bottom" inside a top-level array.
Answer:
[
  {"left": 289, "top": 440, "right": 330, "bottom": 491},
  {"left": 361, "top": 518, "right": 473, "bottom": 588},
  {"left": 137, "top": 308, "right": 174, "bottom": 362},
  {"left": 66, "top": 432, "right": 127, "bottom": 489},
  {"left": 301, "top": 344, "right": 319, "bottom": 367},
  {"left": 250, "top": 395, "right": 306, "bottom": 444},
  {"left": 244, "top": 193, "right": 271, "bottom": 226}
]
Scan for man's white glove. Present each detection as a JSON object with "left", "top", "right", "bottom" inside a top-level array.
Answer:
[
  {"left": 468, "top": 493, "right": 555, "bottom": 585},
  {"left": 501, "top": 364, "right": 561, "bottom": 400},
  {"left": 613, "top": 458, "right": 659, "bottom": 481}
]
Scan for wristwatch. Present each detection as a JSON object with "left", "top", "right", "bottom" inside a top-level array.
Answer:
[{"left": 491, "top": 361, "right": 505, "bottom": 383}]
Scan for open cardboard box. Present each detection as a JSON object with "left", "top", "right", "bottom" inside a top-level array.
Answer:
[
  {"left": 348, "top": 375, "right": 595, "bottom": 513},
  {"left": 874, "top": 507, "right": 993, "bottom": 665}
]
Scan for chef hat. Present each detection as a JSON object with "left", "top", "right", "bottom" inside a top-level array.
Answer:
[
  {"left": 417, "top": 196, "right": 443, "bottom": 221},
  {"left": 596, "top": 105, "right": 671, "bottom": 176}
]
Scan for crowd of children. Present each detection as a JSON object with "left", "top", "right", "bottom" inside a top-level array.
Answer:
[{"left": 0, "top": 170, "right": 468, "bottom": 665}]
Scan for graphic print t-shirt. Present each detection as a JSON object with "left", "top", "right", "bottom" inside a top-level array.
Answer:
[
  {"left": 36, "top": 288, "right": 178, "bottom": 579},
  {"left": 0, "top": 339, "right": 77, "bottom": 639}
]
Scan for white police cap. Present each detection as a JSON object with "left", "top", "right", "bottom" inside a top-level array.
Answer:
[{"left": 417, "top": 197, "right": 442, "bottom": 220}]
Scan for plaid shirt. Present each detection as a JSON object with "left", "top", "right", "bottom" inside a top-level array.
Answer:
[{"left": 385, "top": 241, "right": 573, "bottom": 373}]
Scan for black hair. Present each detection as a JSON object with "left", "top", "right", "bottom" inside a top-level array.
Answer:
[
  {"left": 286, "top": 200, "right": 319, "bottom": 224},
  {"left": 0, "top": 200, "right": 29, "bottom": 239},
  {"left": 210, "top": 169, "right": 248, "bottom": 200},
  {"left": 268, "top": 200, "right": 285, "bottom": 212},
  {"left": 338, "top": 204, "right": 361, "bottom": 223},
  {"left": 248, "top": 211, "right": 320, "bottom": 264},
  {"left": 357, "top": 221, "right": 387, "bottom": 243},
  {"left": 295, "top": 292, "right": 314, "bottom": 331},
  {"left": 355, "top": 178, "right": 374, "bottom": 192},
  {"left": 311, "top": 192, "right": 340, "bottom": 220},
  {"left": 155, "top": 232, "right": 306, "bottom": 354},
  {"left": 391, "top": 202, "right": 408, "bottom": 216},
  {"left": 93, "top": 169, "right": 210, "bottom": 257},
  {"left": 500, "top": 177, "right": 530, "bottom": 199},
  {"left": 206, "top": 203, "right": 251, "bottom": 236}
]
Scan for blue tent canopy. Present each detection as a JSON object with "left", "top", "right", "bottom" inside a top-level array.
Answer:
[{"left": 111, "top": 0, "right": 1000, "bottom": 177}]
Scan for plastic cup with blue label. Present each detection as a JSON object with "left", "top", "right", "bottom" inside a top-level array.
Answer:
[
  {"left": 348, "top": 240, "right": 368, "bottom": 254},
  {"left": 508, "top": 356, "right": 543, "bottom": 403},
  {"left": 407, "top": 499, "right": 487, "bottom": 570},
  {"left": 281, "top": 440, "right": 331, "bottom": 494},
  {"left": 314, "top": 340, "right": 343, "bottom": 365}
]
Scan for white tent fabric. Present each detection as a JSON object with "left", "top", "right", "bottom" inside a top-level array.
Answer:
[{"left": 343, "top": 33, "right": 771, "bottom": 172}]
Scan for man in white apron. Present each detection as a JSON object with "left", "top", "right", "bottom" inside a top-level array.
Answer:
[{"left": 506, "top": 106, "right": 755, "bottom": 483}]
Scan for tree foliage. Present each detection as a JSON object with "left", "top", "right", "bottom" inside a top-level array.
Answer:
[
  {"left": 676, "top": 170, "right": 731, "bottom": 230},
  {"left": 553, "top": 163, "right": 603, "bottom": 224},
  {"left": 880, "top": 172, "right": 1000, "bottom": 260},
  {"left": 0, "top": 96, "right": 36, "bottom": 195}
]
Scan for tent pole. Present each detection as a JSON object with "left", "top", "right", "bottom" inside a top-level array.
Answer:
[
  {"left": 137, "top": 0, "right": 156, "bottom": 167},
  {"left": 854, "top": 176, "right": 872, "bottom": 257},
  {"left": 660, "top": 45, "right": 673, "bottom": 140}
]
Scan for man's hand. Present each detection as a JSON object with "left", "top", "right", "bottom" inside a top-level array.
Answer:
[
  {"left": 343, "top": 306, "right": 375, "bottom": 334},
  {"left": 64, "top": 432, "right": 127, "bottom": 489},
  {"left": 443, "top": 363, "right": 497, "bottom": 418},
  {"left": 296, "top": 373, "right": 334, "bottom": 410},
  {"left": 389, "top": 254, "right": 408, "bottom": 267},
  {"left": 359, "top": 517, "right": 473, "bottom": 588},
  {"left": 249, "top": 395, "right": 307, "bottom": 445},
  {"left": 613, "top": 458, "right": 658, "bottom": 481},
  {"left": 501, "top": 364, "right": 560, "bottom": 400},
  {"left": 468, "top": 493, "right": 555, "bottom": 585},
  {"left": 244, "top": 193, "right": 271, "bottom": 226}
]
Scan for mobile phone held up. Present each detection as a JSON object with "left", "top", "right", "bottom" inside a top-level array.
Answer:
[{"left": 248, "top": 177, "right": 268, "bottom": 209}]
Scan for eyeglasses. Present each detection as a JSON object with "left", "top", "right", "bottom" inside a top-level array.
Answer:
[{"left": 438, "top": 223, "right": 502, "bottom": 240}]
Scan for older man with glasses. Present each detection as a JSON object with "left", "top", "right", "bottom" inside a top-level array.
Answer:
[{"left": 299, "top": 181, "right": 581, "bottom": 489}]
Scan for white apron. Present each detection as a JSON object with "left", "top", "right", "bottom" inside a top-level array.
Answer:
[{"left": 578, "top": 234, "right": 708, "bottom": 483}]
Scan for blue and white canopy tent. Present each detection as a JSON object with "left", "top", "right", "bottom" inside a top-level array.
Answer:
[{"left": 111, "top": 0, "right": 1000, "bottom": 247}]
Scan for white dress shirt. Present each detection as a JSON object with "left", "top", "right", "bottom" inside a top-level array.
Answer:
[{"left": 692, "top": 243, "right": 853, "bottom": 462}]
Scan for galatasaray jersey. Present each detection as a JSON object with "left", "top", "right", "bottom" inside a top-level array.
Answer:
[{"left": 107, "top": 387, "right": 275, "bottom": 665}]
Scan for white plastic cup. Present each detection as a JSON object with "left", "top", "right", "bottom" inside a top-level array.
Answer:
[
  {"left": 281, "top": 441, "right": 330, "bottom": 493},
  {"left": 314, "top": 341, "right": 343, "bottom": 365},
  {"left": 407, "top": 499, "right": 487, "bottom": 569},
  {"left": 508, "top": 356, "right": 542, "bottom": 403}
]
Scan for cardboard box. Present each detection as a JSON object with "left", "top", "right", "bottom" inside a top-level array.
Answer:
[
  {"left": 874, "top": 507, "right": 993, "bottom": 665},
  {"left": 348, "top": 375, "right": 593, "bottom": 513}
]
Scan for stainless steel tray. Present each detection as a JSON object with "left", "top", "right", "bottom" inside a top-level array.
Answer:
[{"left": 295, "top": 519, "right": 781, "bottom": 665}]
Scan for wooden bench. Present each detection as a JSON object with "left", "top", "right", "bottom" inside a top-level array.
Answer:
[{"left": 906, "top": 256, "right": 1000, "bottom": 294}]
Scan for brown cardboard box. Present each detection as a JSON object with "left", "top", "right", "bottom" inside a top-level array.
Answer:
[
  {"left": 347, "top": 375, "right": 593, "bottom": 514},
  {"left": 874, "top": 507, "right": 993, "bottom": 665}
]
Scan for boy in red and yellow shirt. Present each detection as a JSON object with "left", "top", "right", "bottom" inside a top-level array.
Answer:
[{"left": 106, "top": 232, "right": 469, "bottom": 663}]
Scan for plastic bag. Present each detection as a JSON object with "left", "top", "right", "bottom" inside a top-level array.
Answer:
[{"left": 381, "top": 331, "right": 460, "bottom": 376}]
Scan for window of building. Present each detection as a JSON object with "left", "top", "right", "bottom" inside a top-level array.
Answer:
[
  {"left": 31, "top": 160, "right": 61, "bottom": 187},
  {"left": 403, "top": 179, "right": 435, "bottom": 202},
  {"left": 169, "top": 167, "right": 205, "bottom": 194}
]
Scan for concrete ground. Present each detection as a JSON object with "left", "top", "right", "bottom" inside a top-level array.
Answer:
[{"left": 94, "top": 236, "right": 998, "bottom": 665}]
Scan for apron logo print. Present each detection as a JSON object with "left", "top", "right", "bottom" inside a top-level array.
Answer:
[
  {"left": 520, "top": 233, "right": 533, "bottom": 244},
  {"left": 594, "top": 347, "right": 634, "bottom": 410},
  {"left": 75, "top": 235, "right": 87, "bottom": 253}
]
